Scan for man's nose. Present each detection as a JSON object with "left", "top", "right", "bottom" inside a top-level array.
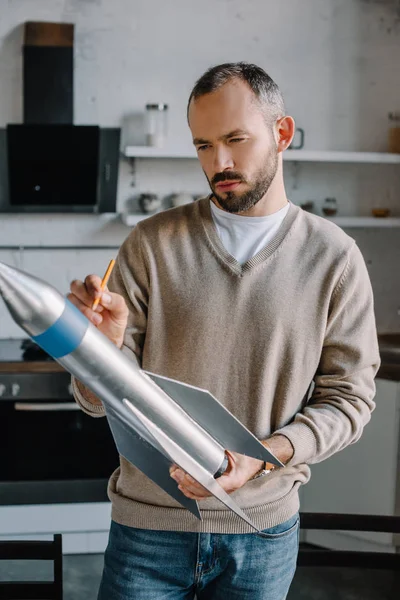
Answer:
[{"left": 212, "top": 145, "right": 234, "bottom": 172}]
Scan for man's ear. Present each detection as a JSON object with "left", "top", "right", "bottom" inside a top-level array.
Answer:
[{"left": 276, "top": 116, "right": 296, "bottom": 153}]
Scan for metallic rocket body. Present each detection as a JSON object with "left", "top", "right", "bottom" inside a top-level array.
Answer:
[{"left": 0, "top": 262, "right": 283, "bottom": 531}]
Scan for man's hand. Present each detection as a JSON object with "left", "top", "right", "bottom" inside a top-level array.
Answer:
[
  {"left": 169, "top": 451, "right": 263, "bottom": 500},
  {"left": 169, "top": 435, "right": 294, "bottom": 501},
  {"left": 68, "top": 274, "right": 129, "bottom": 349}
]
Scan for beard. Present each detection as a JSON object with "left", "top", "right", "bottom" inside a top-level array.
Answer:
[{"left": 208, "top": 146, "right": 279, "bottom": 214}]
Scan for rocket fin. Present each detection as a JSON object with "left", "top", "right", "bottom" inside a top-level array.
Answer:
[
  {"left": 143, "top": 371, "right": 283, "bottom": 468},
  {"left": 123, "top": 399, "right": 261, "bottom": 532},
  {"left": 105, "top": 406, "right": 201, "bottom": 520}
]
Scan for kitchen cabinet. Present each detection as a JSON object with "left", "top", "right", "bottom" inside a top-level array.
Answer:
[{"left": 300, "top": 378, "right": 400, "bottom": 552}]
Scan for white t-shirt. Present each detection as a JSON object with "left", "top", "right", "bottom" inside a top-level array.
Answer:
[{"left": 210, "top": 199, "right": 291, "bottom": 264}]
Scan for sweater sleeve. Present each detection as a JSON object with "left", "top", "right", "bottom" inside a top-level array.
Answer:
[
  {"left": 272, "top": 242, "right": 381, "bottom": 467},
  {"left": 72, "top": 224, "right": 149, "bottom": 416},
  {"left": 107, "top": 224, "right": 150, "bottom": 367}
]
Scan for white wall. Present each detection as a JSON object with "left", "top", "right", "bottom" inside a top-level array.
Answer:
[
  {"left": 2, "top": 0, "right": 400, "bottom": 150},
  {"left": 0, "top": 0, "right": 400, "bottom": 337}
]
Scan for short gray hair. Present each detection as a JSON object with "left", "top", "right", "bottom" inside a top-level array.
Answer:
[{"left": 187, "top": 62, "right": 285, "bottom": 123}]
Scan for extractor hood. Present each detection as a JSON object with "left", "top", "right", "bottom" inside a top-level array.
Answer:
[{"left": 2, "top": 21, "right": 120, "bottom": 214}]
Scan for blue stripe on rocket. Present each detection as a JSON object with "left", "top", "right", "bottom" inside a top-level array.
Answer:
[{"left": 32, "top": 300, "right": 89, "bottom": 358}]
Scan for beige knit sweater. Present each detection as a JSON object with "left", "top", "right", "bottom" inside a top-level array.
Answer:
[{"left": 73, "top": 198, "right": 380, "bottom": 533}]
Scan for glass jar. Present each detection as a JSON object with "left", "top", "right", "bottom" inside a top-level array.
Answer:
[
  {"left": 146, "top": 104, "right": 168, "bottom": 148},
  {"left": 388, "top": 112, "right": 400, "bottom": 154},
  {"left": 322, "top": 197, "right": 337, "bottom": 217}
]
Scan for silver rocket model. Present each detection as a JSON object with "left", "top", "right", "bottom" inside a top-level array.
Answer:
[{"left": 0, "top": 262, "right": 283, "bottom": 531}]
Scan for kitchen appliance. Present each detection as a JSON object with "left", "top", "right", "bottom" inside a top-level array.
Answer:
[
  {"left": 0, "top": 338, "right": 119, "bottom": 505},
  {"left": 7, "top": 124, "right": 99, "bottom": 209},
  {"left": 1, "top": 21, "right": 120, "bottom": 214}
]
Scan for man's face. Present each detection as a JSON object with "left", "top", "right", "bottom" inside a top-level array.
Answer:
[{"left": 188, "top": 79, "right": 279, "bottom": 214}]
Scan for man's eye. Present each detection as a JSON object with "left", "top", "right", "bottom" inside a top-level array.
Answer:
[
  {"left": 230, "top": 138, "right": 245, "bottom": 143},
  {"left": 197, "top": 145, "right": 210, "bottom": 152}
]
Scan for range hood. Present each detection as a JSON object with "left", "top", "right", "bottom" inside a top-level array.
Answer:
[
  {"left": 23, "top": 21, "right": 74, "bottom": 124},
  {"left": 2, "top": 21, "right": 120, "bottom": 214}
]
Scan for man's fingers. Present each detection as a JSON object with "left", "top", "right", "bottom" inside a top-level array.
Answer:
[
  {"left": 70, "top": 276, "right": 128, "bottom": 323},
  {"left": 84, "top": 274, "right": 103, "bottom": 299},
  {"left": 67, "top": 293, "right": 103, "bottom": 326},
  {"left": 99, "top": 291, "right": 129, "bottom": 321},
  {"left": 70, "top": 279, "right": 95, "bottom": 307},
  {"left": 170, "top": 464, "right": 240, "bottom": 497},
  {"left": 177, "top": 476, "right": 210, "bottom": 498},
  {"left": 171, "top": 469, "right": 203, "bottom": 490},
  {"left": 170, "top": 452, "right": 254, "bottom": 501},
  {"left": 169, "top": 461, "right": 242, "bottom": 497},
  {"left": 70, "top": 277, "right": 107, "bottom": 311},
  {"left": 180, "top": 479, "right": 210, "bottom": 498},
  {"left": 178, "top": 486, "right": 207, "bottom": 501},
  {"left": 170, "top": 469, "right": 211, "bottom": 498}
]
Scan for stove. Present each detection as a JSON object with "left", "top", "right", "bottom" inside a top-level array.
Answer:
[
  {"left": 0, "top": 338, "right": 27, "bottom": 362},
  {"left": 0, "top": 338, "right": 71, "bottom": 401},
  {"left": 0, "top": 337, "right": 119, "bottom": 505},
  {"left": 0, "top": 338, "right": 53, "bottom": 362}
]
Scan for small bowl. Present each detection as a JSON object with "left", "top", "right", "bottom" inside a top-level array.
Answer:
[{"left": 372, "top": 208, "right": 391, "bottom": 218}]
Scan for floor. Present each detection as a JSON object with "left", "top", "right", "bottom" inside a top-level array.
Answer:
[{"left": 0, "top": 547, "right": 399, "bottom": 599}]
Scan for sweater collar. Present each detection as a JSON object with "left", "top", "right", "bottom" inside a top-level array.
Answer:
[{"left": 198, "top": 195, "right": 300, "bottom": 276}]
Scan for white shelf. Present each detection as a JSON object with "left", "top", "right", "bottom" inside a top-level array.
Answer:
[
  {"left": 119, "top": 212, "right": 400, "bottom": 229},
  {"left": 326, "top": 217, "right": 400, "bottom": 227},
  {"left": 285, "top": 150, "right": 400, "bottom": 163},
  {"left": 124, "top": 146, "right": 400, "bottom": 164},
  {"left": 124, "top": 146, "right": 196, "bottom": 159},
  {"left": 120, "top": 213, "right": 150, "bottom": 226}
]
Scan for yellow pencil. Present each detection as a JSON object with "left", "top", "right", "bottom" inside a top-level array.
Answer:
[{"left": 92, "top": 259, "right": 115, "bottom": 311}]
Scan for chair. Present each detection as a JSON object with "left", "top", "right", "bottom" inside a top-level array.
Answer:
[
  {"left": 0, "top": 534, "right": 63, "bottom": 599},
  {"left": 298, "top": 512, "right": 400, "bottom": 570}
]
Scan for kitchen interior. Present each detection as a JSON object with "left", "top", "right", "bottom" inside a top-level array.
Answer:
[{"left": 0, "top": 0, "right": 400, "bottom": 598}]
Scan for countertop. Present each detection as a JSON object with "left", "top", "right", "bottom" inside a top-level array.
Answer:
[
  {"left": 0, "top": 362, "right": 399, "bottom": 381},
  {"left": 0, "top": 361, "right": 65, "bottom": 373},
  {"left": 377, "top": 333, "right": 400, "bottom": 381},
  {"left": 376, "top": 364, "right": 400, "bottom": 382},
  {"left": 0, "top": 334, "right": 399, "bottom": 380}
]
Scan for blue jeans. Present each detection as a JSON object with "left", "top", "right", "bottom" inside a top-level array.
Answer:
[{"left": 97, "top": 513, "right": 299, "bottom": 600}]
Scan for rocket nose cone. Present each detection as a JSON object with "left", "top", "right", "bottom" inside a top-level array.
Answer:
[
  {"left": 0, "top": 261, "right": 66, "bottom": 336},
  {"left": 0, "top": 261, "right": 42, "bottom": 291},
  {"left": 0, "top": 261, "right": 14, "bottom": 280},
  {"left": 0, "top": 261, "right": 20, "bottom": 294},
  {"left": 0, "top": 261, "right": 27, "bottom": 286}
]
